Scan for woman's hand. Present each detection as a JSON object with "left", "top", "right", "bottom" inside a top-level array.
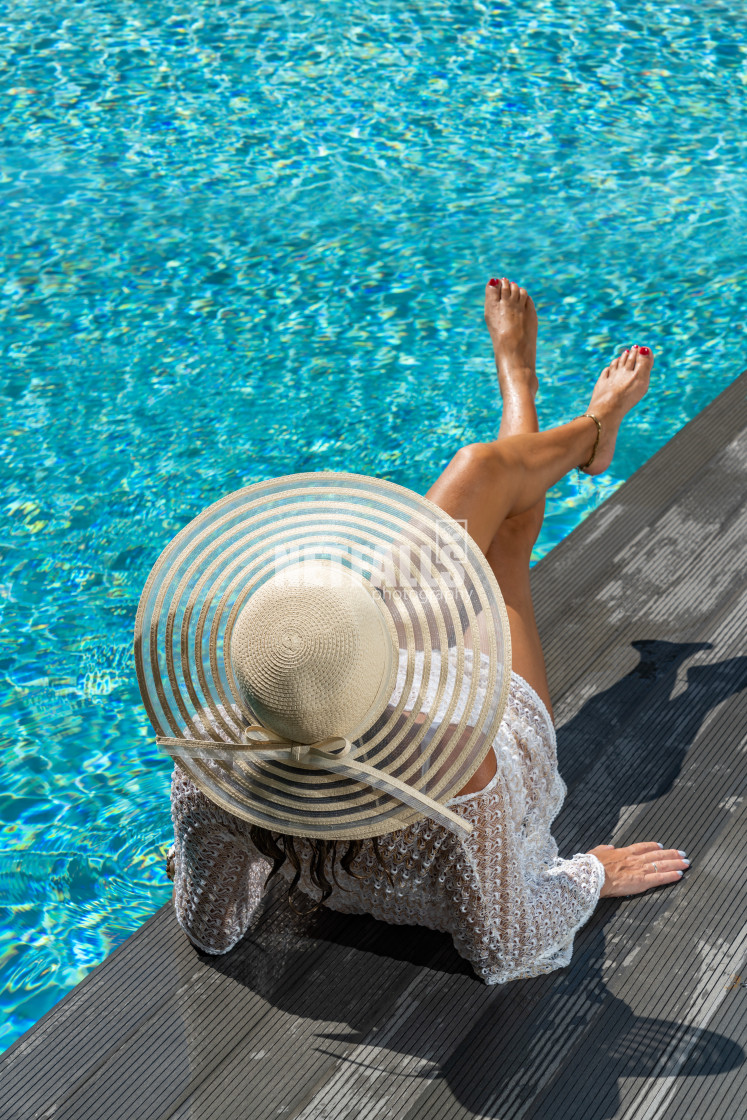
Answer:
[{"left": 588, "top": 842, "right": 689, "bottom": 898}]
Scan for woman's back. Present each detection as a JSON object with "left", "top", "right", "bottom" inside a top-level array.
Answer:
[{"left": 169, "top": 671, "right": 604, "bottom": 983}]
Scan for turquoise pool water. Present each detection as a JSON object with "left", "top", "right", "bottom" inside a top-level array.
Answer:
[{"left": 1, "top": 0, "right": 745, "bottom": 1051}]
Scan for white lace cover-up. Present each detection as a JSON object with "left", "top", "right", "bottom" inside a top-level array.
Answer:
[{"left": 167, "top": 668, "right": 605, "bottom": 985}]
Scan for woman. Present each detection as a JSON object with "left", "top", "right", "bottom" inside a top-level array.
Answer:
[{"left": 149, "top": 277, "right": 689, "bottom": 985}]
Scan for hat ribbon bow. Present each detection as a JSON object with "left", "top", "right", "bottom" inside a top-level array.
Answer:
[{"left": 156, "top": 723, "right": 472, "bottom": 838}]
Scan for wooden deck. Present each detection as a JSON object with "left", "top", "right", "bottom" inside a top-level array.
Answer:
[{"left": 2, "top": 372, "right": 746, "bottom": 1120}]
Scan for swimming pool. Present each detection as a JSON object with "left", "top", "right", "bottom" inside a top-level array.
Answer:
[{"left": 1, "top": 0, "right": 745, "bottom": 1051}]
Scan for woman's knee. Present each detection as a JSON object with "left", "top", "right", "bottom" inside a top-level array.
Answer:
[
  {"left": 452, "top": 441, "right": 501, "bottom": 479},
  {"left": 427, "top": 441, "right": 520, "bottom": 553}
]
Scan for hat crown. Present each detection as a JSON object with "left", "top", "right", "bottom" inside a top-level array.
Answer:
[
  {"left": 136, "top": 471, "right": 511, "bottom": 841},
  {"left": 229, "top": 560, "right": 395, "bottom": 744}
]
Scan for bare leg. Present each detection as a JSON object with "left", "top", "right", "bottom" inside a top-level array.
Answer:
[
  {"left": 483, "top": 277, "right": 554, "bottom": 722},
  {"left": 448, "top": 276, "right": 550, "bottom": 796},
  {"left": 425, "top": 332, "right": 654, "bottom": 553},
  {"left": 426, "top": 278, "right": 655, "bottom": 795},
  {"left": 425, "top": 417, "right": 597, "bottom": 553}
]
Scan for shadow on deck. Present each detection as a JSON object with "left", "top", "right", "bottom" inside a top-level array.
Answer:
[{"left": 2, "top": 372, "right": 746, "bottom": 1120}]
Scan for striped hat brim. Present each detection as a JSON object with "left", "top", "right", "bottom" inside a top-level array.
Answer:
[{"left": 134, "top": 471, "right": 512, "bottom": 840}]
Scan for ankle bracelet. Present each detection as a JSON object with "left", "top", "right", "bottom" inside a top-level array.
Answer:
[{"left": 577, "top": 413, "right": 601, "bottom": 472}]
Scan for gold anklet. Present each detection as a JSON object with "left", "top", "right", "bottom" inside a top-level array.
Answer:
[{"left": 577, "top": 413, "right": 601, "bottom": 472}]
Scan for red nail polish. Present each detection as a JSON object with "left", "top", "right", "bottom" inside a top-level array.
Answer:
[
  {"left": 639, "top": 346, "right": 650, "bottom": 355},
  {"left": 488, "top": 278, "right": 499, "bottom": 286}
]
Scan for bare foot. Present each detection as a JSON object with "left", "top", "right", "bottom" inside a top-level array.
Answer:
[
  {"left": 484, "top": 277, "right": 539, "bottom": 400},
  {"left": 484, "top": 276, "right": 544, "bottom": 543},
  {"left": 583, "top": 345, "right": 655, "bottom": 475}
]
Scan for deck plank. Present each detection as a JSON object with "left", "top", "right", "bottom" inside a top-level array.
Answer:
[{"left": 1, "top": 371, "right": 745, "bottom": 1120}]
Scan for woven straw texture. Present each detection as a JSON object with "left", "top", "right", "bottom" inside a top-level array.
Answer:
[
  {"left": 230, "top": 560, "right": 397, "bottom": 744},
  {"left": 134, "top": 471, "right": 511, "bottom": 840}
]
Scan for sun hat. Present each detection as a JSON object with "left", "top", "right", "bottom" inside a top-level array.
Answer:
[{"left": 134, "top": 471, "right": 512, "bottom": 842}]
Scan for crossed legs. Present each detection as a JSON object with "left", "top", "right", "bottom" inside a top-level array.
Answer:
[{"left": 425, "top": 278, "right": 654, "bottom": 795}]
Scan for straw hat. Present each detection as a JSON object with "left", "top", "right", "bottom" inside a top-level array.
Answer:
[{"left": 134, "top": 471, "right": 511, "bottom": 841}]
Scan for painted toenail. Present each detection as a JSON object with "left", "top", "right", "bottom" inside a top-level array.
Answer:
[
  {"left": 639, "top": 346, "right": 650, "bottom": 355},
  {"left": 488, "top": 278, "right": 499, "bottom": 286}
]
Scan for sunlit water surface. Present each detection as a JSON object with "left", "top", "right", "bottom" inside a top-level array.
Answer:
[{"left": 1, "top": 0, "right": 745, "bottom": 1050}]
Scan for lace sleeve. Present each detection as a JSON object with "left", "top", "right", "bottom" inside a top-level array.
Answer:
[
  {"left": 169, "top": 762, "right": 271, "bottom": 955},
  {"left": 447, "top": 770, "right": 605, "bottom": 985}
]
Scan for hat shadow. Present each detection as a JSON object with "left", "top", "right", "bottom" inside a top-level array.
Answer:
[{"left": 198, "top": 639, "right": 747, "bottom": 1117}]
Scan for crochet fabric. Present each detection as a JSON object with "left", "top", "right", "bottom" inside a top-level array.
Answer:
[{"left": 167, "top": 670, "right": 605, "bottom": 984}]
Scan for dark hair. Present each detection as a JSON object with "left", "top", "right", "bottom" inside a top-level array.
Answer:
[{"left": 249, "top": 826, "right": 395, "bottom": 916}]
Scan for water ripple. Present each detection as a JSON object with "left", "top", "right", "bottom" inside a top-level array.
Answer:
[{"left": 0, "top": 0, "right": 745, "bottom": 1050}]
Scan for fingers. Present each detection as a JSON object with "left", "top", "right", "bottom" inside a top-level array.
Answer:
[
  {"left": 646, "top": 859, "right": 685, "bottom": 874},
  {"left": 595, "top": 841, "right": 691, "bottom": 898},
  {"left": 646, "top": 866, "right": 686, "bottom": 889},
  {"left": 629, "top": 846, "right": 691, "bottom": 894},
  {"left": 617, "top": 863, "right": 687, "bottom": 897},
  {"left": 626, "top": 870, "right": 684, "bottom": 897},
  {"left": 660, "top": 870, "right": 686, "bottom": 884}
]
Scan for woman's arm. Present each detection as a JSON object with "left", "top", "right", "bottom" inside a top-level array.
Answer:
[
  {"left": 170, "top": 763, "right": 271, "bottom": 955},
  {"left": 446, "top": 779, "right": 605, "bottom": 985}
]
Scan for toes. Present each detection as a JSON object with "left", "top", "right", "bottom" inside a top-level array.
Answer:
[
  {"left": 486, "top": 276, "right": 534, "bottom": 310},
  {"left": 501, "top": 277, "right": 523, "bottom": 302},
  {"left": 617, "top": 346, "right": 654, "bottom": 370},
  {"left": 612, "top": 348, "right": 637, "bottom": 370}
]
